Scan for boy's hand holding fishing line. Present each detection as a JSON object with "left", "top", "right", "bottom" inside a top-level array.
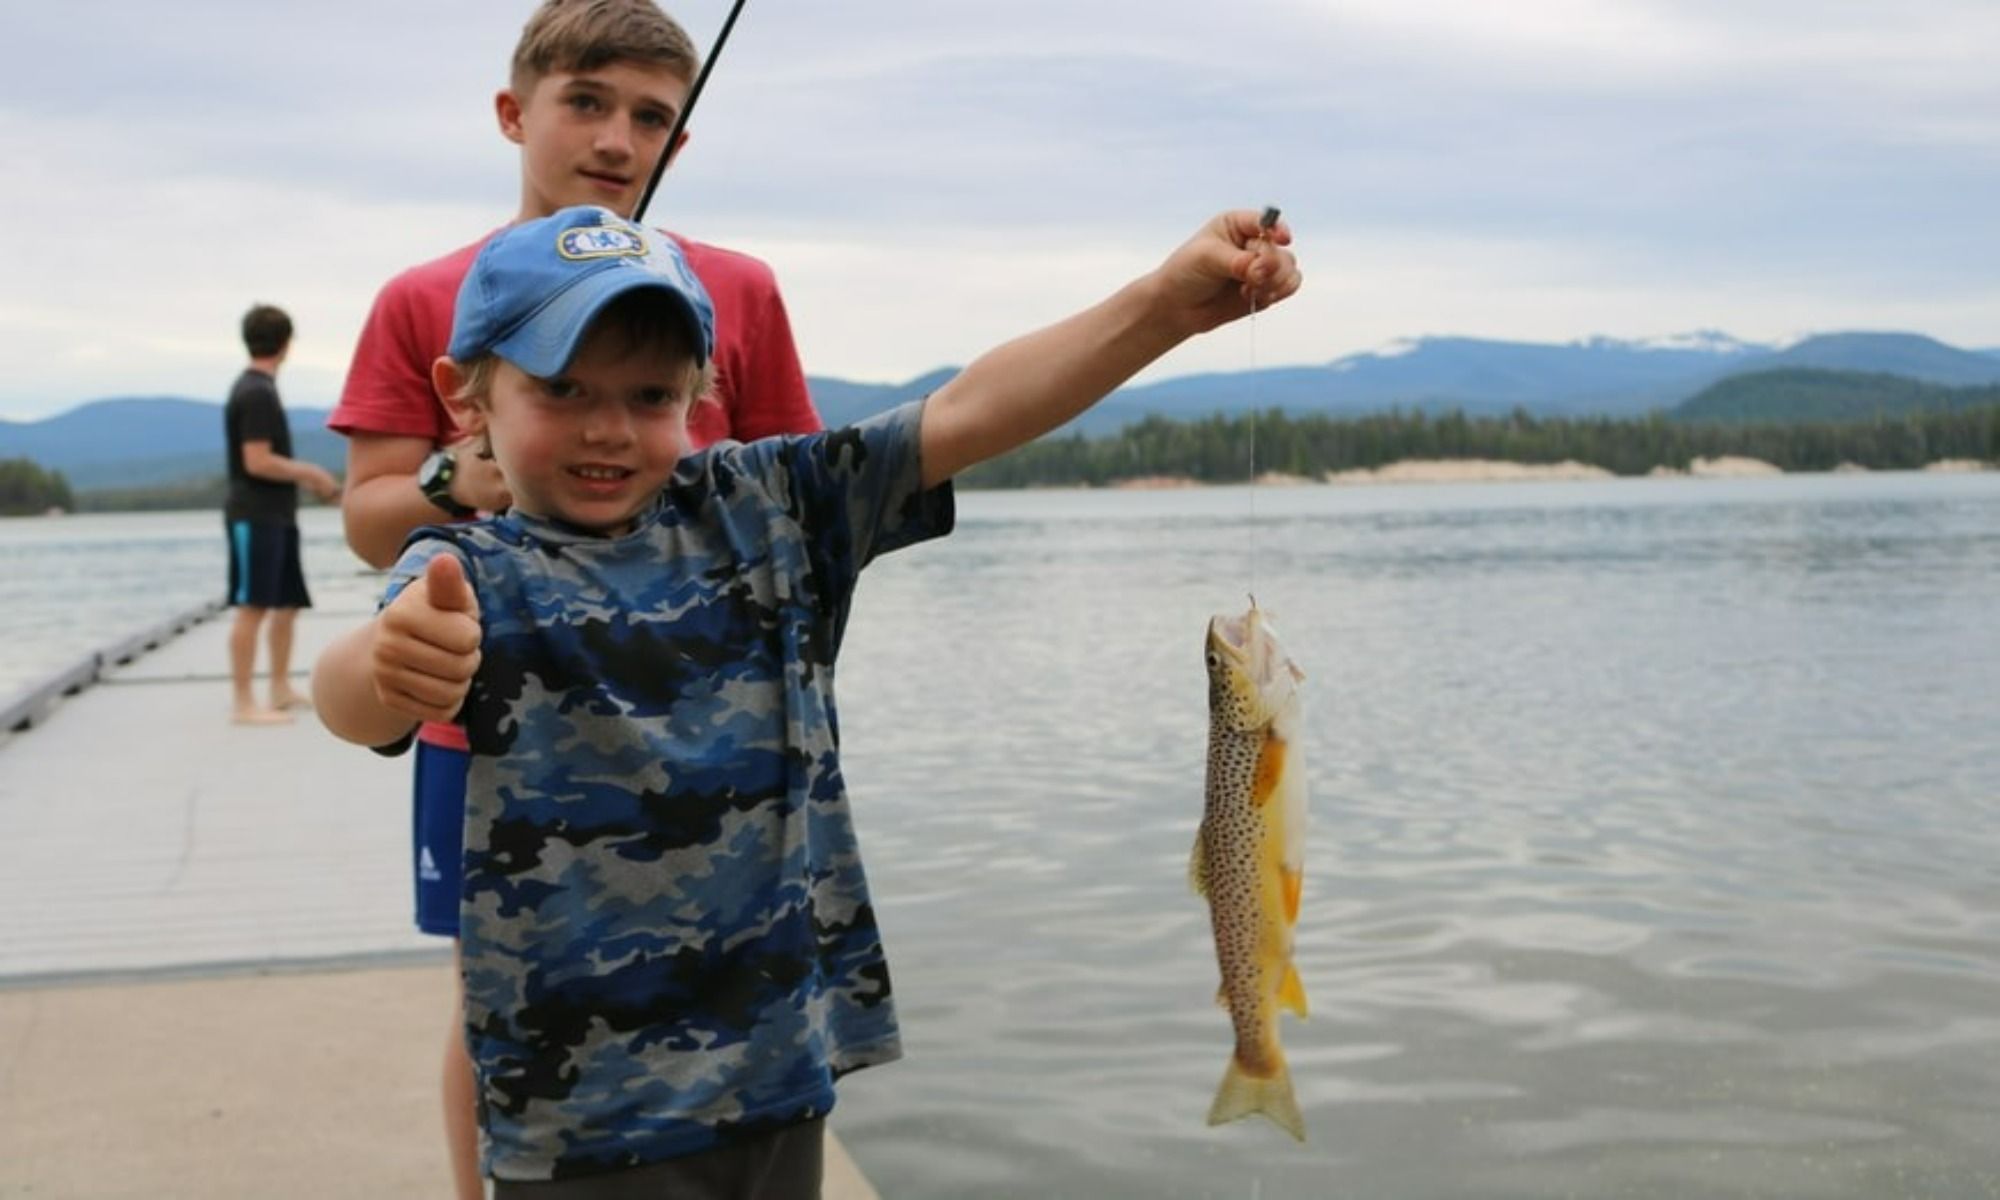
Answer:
[{"left": 1163, "top": 207, "right": 1296, "bottom": 334}]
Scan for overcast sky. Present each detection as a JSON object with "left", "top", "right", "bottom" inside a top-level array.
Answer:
[{"left": 2, "top": 0, "right": 1997, "bottom": 421}]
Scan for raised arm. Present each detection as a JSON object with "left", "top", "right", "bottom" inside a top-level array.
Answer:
[{"left": 918, "top": 209, "right": 1301, "bottom": 488}]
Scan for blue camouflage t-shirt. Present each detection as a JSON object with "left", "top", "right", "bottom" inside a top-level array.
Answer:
[{"left": 386, "top": 400, "right": 952, "bottom": 1180}]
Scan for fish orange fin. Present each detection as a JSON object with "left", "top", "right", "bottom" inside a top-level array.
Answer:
[
  {"left": 1214, "top": 985, "right": 1230, "bottom": 1011},
  {"left": 1207, "top": 1054, "right": 1305, "bottom": 1142},
  {"left": 1282, "top": 866, "right": 1304, "bottom": 924},
  {"left": 1252, "top": 734, "right": 1287, "bottom": 807},
  {"left": 1188, "top": 829, "right": 1208, "bottom": 897},
  {"left": 1279, "top": 961, "right": 1309, "bottom": 1019}
]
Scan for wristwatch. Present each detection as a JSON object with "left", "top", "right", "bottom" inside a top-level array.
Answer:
[{"left": 417, "top": 449, "right": 476, "bottom": 518}]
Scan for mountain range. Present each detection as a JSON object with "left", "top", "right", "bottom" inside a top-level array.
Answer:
[{"left": 5, "top": 331, "right": 1997, "bottom": 491}]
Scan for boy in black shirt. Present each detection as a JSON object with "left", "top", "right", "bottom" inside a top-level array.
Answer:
[{"left": 223, "top": 303, "right": 340, "bottom": 724}]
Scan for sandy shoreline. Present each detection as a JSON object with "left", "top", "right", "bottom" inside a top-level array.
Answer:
[{"left": 1325, "top": 458, "right": 1613, "bottom": 485}]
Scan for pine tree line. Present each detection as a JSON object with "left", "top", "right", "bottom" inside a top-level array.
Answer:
[
  {"left": 0, "top": 457, "right": 76, "bottom": 515},
  {"left": 960, "top": 406, "right": 2000, "bottom": 488}
]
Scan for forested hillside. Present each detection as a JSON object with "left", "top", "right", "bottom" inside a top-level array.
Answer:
[{"left": 1673, "top": 369, "right": 2000, "bottom": 424}]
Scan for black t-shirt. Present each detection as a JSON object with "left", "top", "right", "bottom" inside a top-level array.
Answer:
[{"left": 224, "top": 367, "right": 298, "bottom": 523}]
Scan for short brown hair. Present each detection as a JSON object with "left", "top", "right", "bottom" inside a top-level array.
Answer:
[
  {"left": 511, "top": 0, "right": 700, "bottom": 94},
  {"left": 241, "top": 304, "right": 293, "bottom": 358}
]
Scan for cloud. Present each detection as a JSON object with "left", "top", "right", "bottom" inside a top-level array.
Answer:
[{"left": 0, "top": 0, "right": 1995, "bottom": 420}]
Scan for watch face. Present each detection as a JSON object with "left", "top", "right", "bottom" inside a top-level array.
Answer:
[{"left": 421, "top": 451, "right": 453, "bottom": 492}]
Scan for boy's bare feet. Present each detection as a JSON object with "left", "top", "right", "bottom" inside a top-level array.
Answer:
[
  {"left": 270, "top": 687, "right": 311, "bottom": 711},
  {"left": 232, "top": 706, "right": 295, "bottom": 726}
]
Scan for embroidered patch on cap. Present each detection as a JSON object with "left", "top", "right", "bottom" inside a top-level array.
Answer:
[{"left": 556, "top": 225, "right": 648, "bottom": 261}]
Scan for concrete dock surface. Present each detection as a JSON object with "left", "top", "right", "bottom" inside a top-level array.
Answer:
[{"left": 0, "top": 584, "right": 878, "bottom": 1198}]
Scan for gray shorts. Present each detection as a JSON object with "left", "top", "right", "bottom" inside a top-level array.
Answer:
[{"left": 492, "top": 1118, "right": 824, "bottom": 1200}]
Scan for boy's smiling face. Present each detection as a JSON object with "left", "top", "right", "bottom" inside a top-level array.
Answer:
[
  {"left": 499, "top": 60, "right": 692, "bottom": 221},
  {"left": 452, "top": 319, "right": 699, "bottom": 537}
]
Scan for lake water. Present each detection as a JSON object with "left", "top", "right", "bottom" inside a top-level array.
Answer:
[
  {"left": 5, "top": 473, "right": 2000, "bottom": 1197},
  {"left": 0, "top": 507, "right": 378, "bottom": 699}
]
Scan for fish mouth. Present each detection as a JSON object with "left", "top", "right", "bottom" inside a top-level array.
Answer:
[
  {"left": 1207, "top": 612, "right": 1253, "bottom": 668},
  {"left": 1208, "top": 603, "right": 1303, "bottom": 692},
  {"left": 1208, "top": 593, "right": 1271, "bottom": 658}
]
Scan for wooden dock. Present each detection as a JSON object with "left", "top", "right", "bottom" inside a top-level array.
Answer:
[{"left": 0, "top": 581, "right": 878, "bottom": 1197}]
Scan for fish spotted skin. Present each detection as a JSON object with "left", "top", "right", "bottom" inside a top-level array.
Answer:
[{"left": 1194, "top": 602, "right": 1307, "bottom": 1141}]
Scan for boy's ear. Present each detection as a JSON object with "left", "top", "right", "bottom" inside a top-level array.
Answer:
[
  {"left": 432, "top": 358, "right": 485, "bottom": 433},
  {"left": 495, "top": 88, "right": 527, "bottom": 146}
]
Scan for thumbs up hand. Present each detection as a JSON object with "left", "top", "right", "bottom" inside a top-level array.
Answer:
[
  {"left": 419, "top": 552, "right": 478, "bottom": 615},
  {"left": 371, "top": 553, "right": 482, "bottom": 724}
]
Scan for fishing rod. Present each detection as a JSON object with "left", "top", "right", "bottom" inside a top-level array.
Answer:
[{"left": 633, "top": 0, "right": 750, "bottom": 223}]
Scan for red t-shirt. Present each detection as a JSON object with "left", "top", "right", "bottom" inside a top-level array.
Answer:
[{"left": 332, "top": 228, "right": 821, "bottom": 748}]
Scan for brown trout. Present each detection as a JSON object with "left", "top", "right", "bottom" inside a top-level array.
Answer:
[{"left": 1193, "top": 599, "right": 1308, "bottom": 1140}]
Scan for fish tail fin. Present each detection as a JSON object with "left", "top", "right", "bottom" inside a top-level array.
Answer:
[{"left": 1207, "top": 1054, "right": 1306, "bottom": 1142}]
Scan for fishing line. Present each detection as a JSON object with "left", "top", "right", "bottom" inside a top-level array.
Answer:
[
  {"left": 633, "top": 0, "right": 751, "bottom": 224},
  {"left": 1247, "top": 296, "right": 1259, "bottom": 601},
  {"left": 1246, "top": 205, "right": 1281, "bottom": 600}
]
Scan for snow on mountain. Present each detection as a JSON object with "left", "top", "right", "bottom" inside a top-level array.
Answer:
[{"left": 1617, "top": 330, "right": 1774, "bottom": 356}]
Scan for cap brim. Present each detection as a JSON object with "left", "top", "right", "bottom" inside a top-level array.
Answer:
[{"left": 489, "top": 271, "right": 709, "bottom": 379}]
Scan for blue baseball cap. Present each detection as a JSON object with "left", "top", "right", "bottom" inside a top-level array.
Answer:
[{"left": 448, "top": 205, "right": 715, "bottom": 376}]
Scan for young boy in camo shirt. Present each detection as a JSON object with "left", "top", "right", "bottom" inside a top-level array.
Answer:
[
  {"left": 329, "top": 6, "right": 821, "bottom": 1189},
  {"left": 313, "top": 203, "right": 1299, "bottom": 1194}
]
